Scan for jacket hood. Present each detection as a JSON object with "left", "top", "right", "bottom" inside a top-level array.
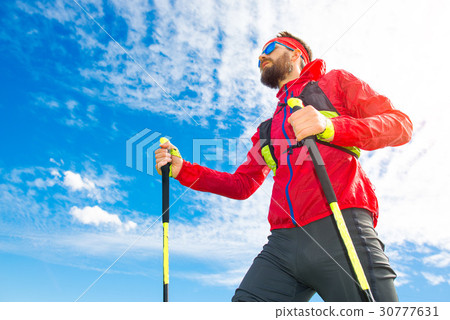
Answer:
[{"left": 300, "top": 59, "right": 326, "bottom": 80}]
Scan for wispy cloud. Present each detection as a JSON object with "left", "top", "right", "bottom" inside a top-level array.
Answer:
[
  {"left": 61, "top": 166, "right": 130, "bottom": 204},
  {"left": 0, "top": 161, "right": 133, "bottom": 232},
  {"left": 361, "top": 116, "right": 450, "bottom": 285},
  {"left": 12, "top": 0, "right": 273, "bottom": 127},
  {"left": 424, "top": 252, "right": 450, "bottom": 269},
  {"left": 1, "top": 159, "right": 272, "bottom": 269},
  {"left": 182, "top": 267, "right": 249, "bottom": 288},
  {"left": 422, "top": 272, "right": 447, "bottom": 286}
]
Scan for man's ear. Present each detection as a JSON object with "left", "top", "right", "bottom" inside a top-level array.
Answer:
[{"left": 291, "top": 49, "right": 304, "bottom": 64}]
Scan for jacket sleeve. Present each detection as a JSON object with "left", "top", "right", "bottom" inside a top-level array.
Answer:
[
  {"left": 322, "top": 69, "right": 413, "bottom": 151},
  {"left": 175, "top": 129, "right": 271, "bottom": 200}
]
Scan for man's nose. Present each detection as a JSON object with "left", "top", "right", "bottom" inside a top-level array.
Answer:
[{"left": 259, "top": 54, "right": 268, "bottom": 65}]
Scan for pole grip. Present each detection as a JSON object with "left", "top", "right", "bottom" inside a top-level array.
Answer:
[
  {"left": 289, "top": 100, "right": 336, "bottom": 203},
  {"left": 162, "top": 163, "right": 170, "bottom": 223}
]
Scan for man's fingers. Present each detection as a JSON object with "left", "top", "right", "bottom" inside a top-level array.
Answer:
[
  {"left": 299, "top": 122, "right": 325, "bottom": 138},
  {"left": 159, "top": 141, "right": 181, "bottom": 157},
  {"left": 154, "top": 138, "right": 183, "bottom": 178},
  {"left": 288, "top": 105, "right": 327, "bottom": 141},
  {"left": 159, "top": 141, "right": 171, "bottom": 149},
  {"left": 295, "top": 128, "right": 312, "bottom": 142},
  {"left": 288, "top": 107, "right": 311, "bottom": 125},
  {"left": 155, "top": 149, "right": 171, "bottom": 160},
  {"left": 157, "top": 158, "right": 171, "bottom": 168},
  {"left": 155, "top": 147, "right": 173, "bottom": 174},
  {"left": 155, "top": 157, "right": 173, "bottom": 174}
]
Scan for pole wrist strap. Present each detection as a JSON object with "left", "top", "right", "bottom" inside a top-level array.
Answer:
[
  {"left": 317, "top": 118, "right": 335, "bottom": 141},
  {"left": 167, "top": 148, "right": 181, "bottom": 178}
]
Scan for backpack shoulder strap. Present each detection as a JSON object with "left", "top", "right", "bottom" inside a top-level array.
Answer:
[
  {"left": 298, "top": 81, "right": 361, "bottom": 159},
  {"left": 299, "top": 81, "right": 338, "bottom": 114}
]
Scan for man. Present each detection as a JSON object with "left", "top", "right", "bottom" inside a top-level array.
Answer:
[{"left": 154, "top": 31, "right": 413, "bottom": 302}]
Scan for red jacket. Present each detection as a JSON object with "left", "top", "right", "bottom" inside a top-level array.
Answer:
[{"left": 176, "top": 60, "right": 413, "bottom": 229}]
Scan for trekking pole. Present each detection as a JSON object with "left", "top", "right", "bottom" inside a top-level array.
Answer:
[
  {"left": 160, "top": 138, "right": 170, "bottom": 302},
  {"left": 287, "top": 98, "right": 375, "bottom": 302}
]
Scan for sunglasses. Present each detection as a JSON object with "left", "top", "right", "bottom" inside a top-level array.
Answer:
[{"left": 258, "top": 41, "right": 294, "bottom": 68}]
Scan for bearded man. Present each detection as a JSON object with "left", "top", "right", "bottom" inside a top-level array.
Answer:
[{"left": 155, "top": 31, "right": 413, "bottom": 302}]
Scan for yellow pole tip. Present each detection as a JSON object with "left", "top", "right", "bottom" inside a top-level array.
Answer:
[
  {"left": 287, "top": 98, "right": 303, "bottom": 109},
  {"left": 160, "top": 137, "right": 169, "bottom": 144}
]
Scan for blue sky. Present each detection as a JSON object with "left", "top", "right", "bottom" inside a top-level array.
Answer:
[{"left": 1, "top": 0, "right": 450, "bottom": 302}]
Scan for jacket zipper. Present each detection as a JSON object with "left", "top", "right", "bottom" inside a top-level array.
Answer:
[{"left": 281, "top": 87, "right": 298, "bottom": 227}]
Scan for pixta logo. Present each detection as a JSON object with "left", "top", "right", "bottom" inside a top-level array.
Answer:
[
  {"left": 126, "top": 130, "right": 313, "bottom": 176},
  {"left": 126, "top": 129, "right": 171, "bottom": 176}
]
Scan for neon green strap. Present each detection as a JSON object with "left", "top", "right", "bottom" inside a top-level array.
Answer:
[
  {"left": 261, "top": 145, "right": 277, "bottom": 176},
  {"left": 317, "top": 118, "right": 335, "bottom": 141},
  {"left": 168, "top": 148, "right": 181, "bottom": 158}
]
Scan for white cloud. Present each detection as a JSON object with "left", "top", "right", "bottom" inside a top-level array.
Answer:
[
  {"left": 70, "top": 205, "right": 121, "bottom": 226},
  {"left": 422, "top": 272, "right": 447, "bottom": 286},
  {"left": 424, "top": 252, "right": 450, "bottom": 268},
  {"left": 49, "top": 158, "right": 64, "bottom": 167},
  {"left": 6, "top": 168, "right": 36, "bottom": 184},
  {"left": 63, "top": 171, "right": 96, "bottom": 192},
  {"left": 26, "top": 177, "right": 58, "bottom": 189},
  {"left": 0, "top": 164, "right": 132, "bottom": 237},
  {"left": 123, "top": 220, "right": 138, "bottom": 232},
  {"left": 50, "top": 169, "right": 61, "bottom": 178},
  {"left": 16, "top": 0, "right": 78, "bottom": 24},
  {"left": 66, "top": 100, "right": 78, "bottom": 111},
  {"left": 62, "top": 168, "right": 128, "bottom": 204},
  {"left": 392, "top": 270, "right": 411, "bottom": 287},
  {"left": 4, "top": 166, "right": 127, "bottom": 206},
  {"left": 86, "top": 105, "right": 97, "bottom": 122},
  {"left": 183, "top": 267, "right": 248, "bottom": 288},
  {"left": 110, "top": 0, "right": 150, "bottom": 43},
  {"left": 69, "top": 205, "right": 137, "bottom": 232}
]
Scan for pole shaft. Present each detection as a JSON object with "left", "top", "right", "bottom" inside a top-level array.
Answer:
[
  {"left": 304, "top": 136, "right": 374, "bottom": 302},
  {"left": 288, "top": 102, "right": 374, "bottom": 301},
  {"left": 163, "top": 222, "right": 169, "bottom": 302}
]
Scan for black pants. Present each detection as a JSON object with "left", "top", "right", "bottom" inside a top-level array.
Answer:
[{"left": 232, "top": 208, "right": 398, "bottom": 302}]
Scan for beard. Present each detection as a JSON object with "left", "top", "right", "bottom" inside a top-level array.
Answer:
[{"left": 260, "top": 52, "right": 292, "bottom": 89}]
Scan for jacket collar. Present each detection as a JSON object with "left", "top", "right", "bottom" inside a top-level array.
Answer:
[{"left": 276, "top": 59, "right": 326, "bottom": 101}]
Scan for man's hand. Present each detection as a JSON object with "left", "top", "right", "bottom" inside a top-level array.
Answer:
[
  {"left": 155, "top": 140, "right": 183, "bottom": 179},
  {"left": 288, "top": 105, "right": 334, "bottom": 142}
]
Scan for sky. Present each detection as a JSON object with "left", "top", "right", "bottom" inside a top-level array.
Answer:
[{"left": 0, "top": 0, "right": 449, "bottom": 302}]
